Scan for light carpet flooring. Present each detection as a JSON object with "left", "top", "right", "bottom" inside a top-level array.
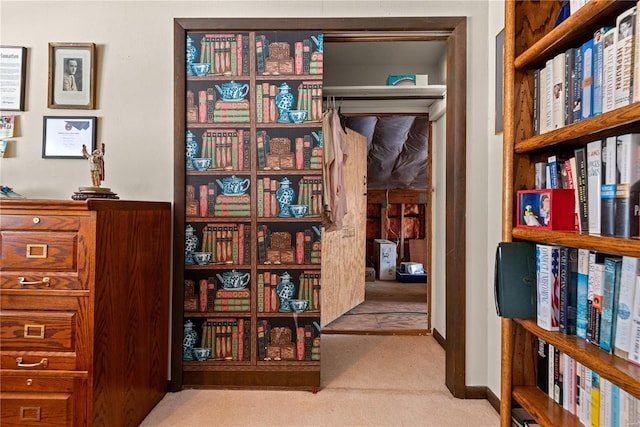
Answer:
[{"left": 140, "top": 335, "right": 499, "bottom": 427}]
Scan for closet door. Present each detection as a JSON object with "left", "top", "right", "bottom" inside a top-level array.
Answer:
[{"left": 321, "top": 128, "right": 367, "bottom": 326}]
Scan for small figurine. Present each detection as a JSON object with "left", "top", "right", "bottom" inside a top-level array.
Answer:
[
  {"left": 522, "top": 205, "right": 542, "bottom": 226},
  {"left": 82, "top": 143, "right": 105, "bottom": 188}
]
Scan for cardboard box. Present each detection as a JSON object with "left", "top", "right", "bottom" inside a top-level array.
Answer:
[
  {"left": 373, "top": 239, "right": 397, "bottom": 280},
  {"left": 365, "top": 267, "right": 376, "bottom": 282}
]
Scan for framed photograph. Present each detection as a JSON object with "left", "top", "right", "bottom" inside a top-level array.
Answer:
[
  {"left": 0, "top": 46, "right": 27, "bottom": 111},
  {"left": 42, "top": 116, "right": 96, "bottom": 158},
  {"left": 495, "top": 29, "right": 504, "bottom": 135},
  {"left": 48, "top": 43, "right": 96, "bottom": 109}
]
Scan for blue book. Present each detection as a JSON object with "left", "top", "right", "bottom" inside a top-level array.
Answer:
[
  {"left": 576, "top": 249, "right": 590, "bottom": 339},
  {"left": 581, "top": 38, "right": 594, "bottom": 120},
  {"left": 592, "top": 27, "right": 612, "bottom": 116},
  {"left": 599, "top": 256, "right": 622, "bottom": 352},
  {"left": 611, "top": 383, "right": 620, "bottom": 427}
]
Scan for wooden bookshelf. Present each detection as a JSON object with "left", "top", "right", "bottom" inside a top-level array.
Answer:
[{"left": 501, "top": 1, "right": 640, "bottom": 426}]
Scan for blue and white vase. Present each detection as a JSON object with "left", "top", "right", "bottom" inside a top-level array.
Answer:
[
  {"left": 186, "top": 130, "right": 198, "bottom": 171},
  {"left": 186, "top": 35, "right": 197, "bottom": 76},
  {"left": 276, "top": 272, "right": 296, "bottom": 312},
  {"left": 183, "top": 319, "right": 198, "bottom": 360},
  {"left": 184, "top": 224, "right": 199, "bottom": 265},
  {"left": 276, "top": 177, "right": 295, "bottom": 217},
  {"left": 275, "top": 82, "right": 295, "bottom": 123}
]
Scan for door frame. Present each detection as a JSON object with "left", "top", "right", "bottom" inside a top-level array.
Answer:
[{"left": 173, "top": 16, "right": 467, "bottom": 398}]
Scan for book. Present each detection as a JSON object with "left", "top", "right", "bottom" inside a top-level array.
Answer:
[
  {"left": 581, "top": 38, "right": 594, "bottom": 120},
  {"left": 537, "top": 338, "right": 549, "bottom": 394},
  {"left": 602, "top": 27, "right": 617, "bottom": 113},
  {"left": 536, "top": 244, "right": 561, "bottom": 331},
  {"left": 544, "top": 59, "right": 554, "bottom": 132},
  {"left": 601, "top": 136, "right": 617, "bottom": 236},
  {"left": 599, "top": 256, "right": 622, "bottom": 352},
  {"left": 591, "top": 371, "right": 601, "bottom": 427},
  {"left": 614, "top": 256, "right": 640, "bottom": 359},
  {"left": 587, "top": 252, "right": 605, "bottom": 346},
  {"left": 614, "top": 133, "right": 640, "bottom": 238},
  {"left": 564, "top": 47, "right": 576, "bottom": 126},
  {"left": 539, "top": 66, "right": 549, "bottom": 134},
  {"left": 576, "top": 248, "right": 590, "bottom": 340},
  {"left": 547, "top": 155, "right": 560, "bottom": 189},
  {"left": 636, "top": 0, "right": 640, "bottom": 103},
  {"left": 563, "top": 353, "right": 576, "bottom": 414},
  {"left": 614, "top": 6, "right": 637, "bottom": 109},
  {"left": 574, "top": 146, "right": 589, "bottom": 233},
  {"left": 494, "top": 242, "right": 537, "bottom": 319},
  {"left": 573, "top": 45, "right": 583, "bottom": 123},
  {"left": 559, "top": 247, "right": 578, "bottom": 335},
  {"left": 533, "top": 69, "right": 540, "bottom": 135},
  {"left": 552, "top": 52, "right": 565, "bottom": 129},
  {"left": 553, "top": 346, "right": 562, "bottom": 405},
  {"left": 592, "top": 27, "right": 611, "bottom": 116},
  {"left": 586, "top": 139, "right": 602, "bottom": 234}
]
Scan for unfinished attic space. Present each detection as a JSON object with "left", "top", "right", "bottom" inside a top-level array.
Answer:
[{"left": 345, "top": 115, "right": 430, "bottom": 281}]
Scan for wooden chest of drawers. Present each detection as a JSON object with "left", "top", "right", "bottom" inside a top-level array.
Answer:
[{"left": 0, "top": 199, "right": 171, "bottom": 426}]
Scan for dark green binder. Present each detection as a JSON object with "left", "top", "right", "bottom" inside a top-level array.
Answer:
[{"left": 494, "top": 241, "right": 537, "bottom": 319}]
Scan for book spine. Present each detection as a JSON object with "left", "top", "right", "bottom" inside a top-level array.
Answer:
[
  {"left": 614, "top": 7, "right": 637, "bottom": 108},
  {"left": 581, "top": 39, "right": 594, "bottom": 119},
  {"left": 602, "top": 27, "right": 617, "bottom": 113},
  {"left": 564, "top": 47, "right": 575, "bottom": 126},
  {"left": 592, "top": 27, "right": 609, "bottom": 116},
  {"left": 599, "top": 257, "right": 622, "bottom": 352},
  {"left": 601, "top": 136, "right": 617, "bottom": 236},
  {"left": 552, "top": 52, "right": 565, "bottom": 129},
  {"left": 573, "top": 46, "right": 583, "bottom": 122},
  {"left": 614, "top": 134, "right": 640, "bottom": 238},
  {"left": 537, "top": 244, "right": 560, "bottom": 331},
  {"left": 576, "top": 248, "right": 590, "bottom": 339},
  {"left": 586, "top": 140, "right": 602, "bottom": 235},
  {"left": 574, "top": 147, "right": 589, "bottom": 233},
  {"left": 614, "top": 256, "right": 640, "bottom": 358},
  {"left": 533, "top": 69, "right": 540, "bottom": 135}
]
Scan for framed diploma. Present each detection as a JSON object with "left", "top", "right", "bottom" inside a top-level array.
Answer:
[
  {"left": 42, "top": 116, "right": 96, "bottom": 159},
  {"left": 0, "top": 46, "right": 27, "bottom": 111},
  {"left": 48, "top": 42, "right": 96, "bottom": 109}
]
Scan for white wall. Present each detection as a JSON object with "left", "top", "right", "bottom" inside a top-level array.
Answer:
[{"left": 0, "top": 0, "right": 503, "bottom": 394}]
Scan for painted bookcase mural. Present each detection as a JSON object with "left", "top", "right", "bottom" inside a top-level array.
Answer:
[{"left": 182, "top": 30, "right": 324, "bottom": 390}]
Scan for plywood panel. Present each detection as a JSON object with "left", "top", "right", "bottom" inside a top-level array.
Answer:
[{"left": 321, "top": 129, "right": 367, "bottom": 326}]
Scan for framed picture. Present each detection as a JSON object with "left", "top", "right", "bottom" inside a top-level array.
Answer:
[
  {"left": 48, "top": 43, "right": 96, "bottom": 109},
  {"left": 0, "top": 46, "right": 27, "bottom": 111},
  {"left": 495, "top": 29, "right": 504, "bottom": 135},
  {"left": 42, "top": 116, "right": 96, "bottom": 158}
]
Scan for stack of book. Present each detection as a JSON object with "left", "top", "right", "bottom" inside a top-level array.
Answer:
[
  {"left": 297, "top": 271, "right": 321, "bottom": 312},
  {"left": 256, "top": 271, "right": 281, "bottom": 313},
  {"left": 297, "top": 176, "right": 323, "bottom": 216},
  {"left": 198, "top": 33, "right": 249, "bottom": 76},
  {"left": 200, "top": 318, "right": 249, "bottom": 361},
  {"left": 200, "top": 129, "right": 249, "bottom": 171},
  {"left": 214, "top": 288, "right": 250, "bottom": 312},
  {"left": 200, "top": 223, "right": 249, "bottom": 265},
  {"left": 295, "top": 81, "right": 323, "bottom": 122},
  {"left": 213, "top": 193, "right": 250, "bottom": 217},
  {"left": 213, "top": 98, "right": 250, "bottom": 123}
]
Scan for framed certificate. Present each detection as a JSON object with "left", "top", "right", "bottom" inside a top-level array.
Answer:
[
  {"left": 0, "top": 46, "right": 27, "bottom": 111},
  {"left": 42, "top": 116, "right": 96, "bottom": 159}
]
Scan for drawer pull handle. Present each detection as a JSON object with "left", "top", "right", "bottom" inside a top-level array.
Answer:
[
  {"left": 18, "top": 277, "right": 51, "bottom": 287},
  {"left": 24, "top": 324, "right": 45, "bottom": 339},
  {"left": 26, "top": 244, "right": 47, "bottom": 258},
  {"left": 16, "top": 357, "right": 49, "bottom": 368},
  {"left": 20, "top": 406, "right": 41, "bottom": 421}
]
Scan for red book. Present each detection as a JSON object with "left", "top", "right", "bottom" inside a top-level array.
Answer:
[
  {"left": 236, "top": 34, "right": 243, "bottom": 76},
  {"left": 237, "top": 318, "right": 244, "bottom": 360},
  {"left": 296, "top": 231, "right": 304, "bottom": 264},
  {"left": 262, "top": 83, "right": 270, "bottom": 123},
  {"left": 198, "top": 90, "right": 207, "bottom": 123},
  {"left": 271, "top": 274, "right": 279, "bottom": 312},
  {"left": 269, "top": 84, "right": 278, "bottom": 123},
  {"left": 263, "top": 271, "right": 271, "bottom": 312},
  {"left": 297, "top": 327, "right": 305, "bottom": 360},
  {"left": 199, "top": 279, "right": 208, "bottom": 312},
  {"left": 294, "top": 41, "right": 303, "bottom": 75},
  {"left": 263, "top": 177, "right": 271, "bottom": 217},
  {"left": 199, "top": 184, "right": 208, "bottom": 217},
  {"left": 295, "top": 137, "right": 304, "bottom": 170},
  {"left": 237, "top": 129, "right": 244, "bottom": 170},
  {"left": 270, "top": 179, "right": 278, "bottom": 217}
]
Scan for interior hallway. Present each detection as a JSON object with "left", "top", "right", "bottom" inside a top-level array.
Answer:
[{"left": 141, "top": 334, "right": 499, "bottom": 426}]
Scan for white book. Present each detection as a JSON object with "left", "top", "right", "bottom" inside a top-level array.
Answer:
[
  {"left": 602, "top": 27, "right": 617, "bottom": 113},
  {"left": 586, "top": 140, "right": 602, "bottom": 234},
  {"left": 614, "top": 256, "right": 640, "bottom": 358},
  {"left": 628, "top": 276, "right": 640, "bottom": 365},
  {"left": 620, "top": 388, "right": 629, "bottom": 427},
  {"left": 537, "top": 244, "right": 560, "bottom": 331},
  {"left": 635, "top": 0, "right": 640, "bottom": 102},
  {"left": 569, "top": 0, "right": 587, "bottom": 15},
  {"left": 562, "top": 353, "right": 576, "bottom": 414},
  {"left": 600, "top": 377, "right": 612, "bottom": 427},
  {"left": 584, "top": 366, "right": 593, "bottom": 427},
  {"left": 576, "top": 361, "right": 584, "bottom": 423},
  {"left": 614, "top": 6, "right": 637, "bottom": 108},
  {"left": 544, "top": 59, "right": 554, "bottom": 133},
  {"left": 552, "top": 52, "right": 565, "bottom": 129},
  {"left": 538, "top": 66, "right": 548, "bottom": 134}
]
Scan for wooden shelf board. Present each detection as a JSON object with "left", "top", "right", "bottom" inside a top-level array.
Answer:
[
  {"left": 515, "top": 319, "right": 640, "bottom": 399},
  {"left": 323, "top": 84, "right": 446, "bottom": 100},
  {"left": 514, "top": 0, "right": 632, "bottom": 70},
  {"left": 512, "top": 386, "right": 581, "bottom": 427},
  {"left": 514, "top": 103, "right": 640, "bottom": 153},
  {"left": 511, "top": 227, "right": 640, "bottom": 258}
]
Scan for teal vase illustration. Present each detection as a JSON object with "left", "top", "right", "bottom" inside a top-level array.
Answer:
[
  {"left": 184, "top": 224, "right": 199, "bottom": 265},
  {"left": 276, "top": 272, "right": 296, "bottom": 312},
  {"left": 183, "top": 319, "right": 199, "bottom": 360},
  {"left": 186, "top": 130, "right": 198, "bottom": 171},
  {"left": 186, "top": 35, "right": 197, "bottom": 76},
  {"left": 276, "top": 177, "right": 295, "bottom": 217},
  {"left": 275, "top": 82, "right": 295, "bottom": 123}
]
